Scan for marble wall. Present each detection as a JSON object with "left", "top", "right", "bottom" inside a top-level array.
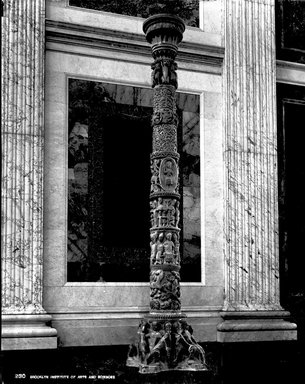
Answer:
[
  {"left": 43, "top": 0, "right": 225, "bottom": 344},
  {"left": 44, "top": 49, "right": 224, "bottom": 300}
]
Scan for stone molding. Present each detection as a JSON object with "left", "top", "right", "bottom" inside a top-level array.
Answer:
[
  {"left": 2, "top": 314, "right": 58, "bottom": 338},
  {"left": 276, "top": 60, "right": 305, "bottom": 87},
  {"left": 45, "top": 20, "right": 224, "bottom": 73},
  {"left": 217, "top": 311, "right": 297, "bottom": 342},
  {"left": 1, "top": 0, "right": 57, "bottom": 349}
]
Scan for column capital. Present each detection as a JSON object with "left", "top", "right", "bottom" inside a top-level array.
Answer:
[{"left": 143, "top": 13, "right": 185, "bottom": 59}]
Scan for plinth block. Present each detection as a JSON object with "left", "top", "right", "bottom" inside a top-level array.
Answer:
[
  {"left": 217, "top": 311, "right": 297, "bottom": 342},
  {"left": 1, "top": 337, "right": 58, "bottom": 351},
  {"left": 1, "top": 314, "right": 58, "bottom": 350}
]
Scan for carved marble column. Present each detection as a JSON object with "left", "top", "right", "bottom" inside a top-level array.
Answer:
[
  {"left": 218, "top": 0, "right": 297, "bottom": 341},
  {"left": 1, "top": 0, "right": 57, "bottom": 349},
  {"left": 127, "top": 14, "right": 207, "bottom": 373}
]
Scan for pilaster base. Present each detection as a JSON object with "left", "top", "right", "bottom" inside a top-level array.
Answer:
[
  {"left": 217, "top": 311, "right": 297, "bottom": 342},
  {"left": 1, "top": 314, "right": 58, "bottom": 350}
]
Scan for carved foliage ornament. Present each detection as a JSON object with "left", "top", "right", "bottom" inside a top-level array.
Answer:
[
  {"left": 150, "top": 270, "right": 181, "bottom": 310},
  {"left": 153, "top": 125, "right": 177, "bottom": 153},
  {"left": 153, "top": 86, "right": 176, "bottom": 114},
  {"left": 152, "top": 108, "right": 178, "bottom": 126}
]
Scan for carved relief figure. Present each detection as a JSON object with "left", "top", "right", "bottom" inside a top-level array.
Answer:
[
  {"left": 151, "top": 58, "right": 179, "bottom": 88},
  {"left": 173, "top": 233, "right": 180, "bottom": 264},
  {"left": 151, "top": 198, "right": 178, "bottom": 229},
  {"left": 172, "top": 321, "right": 202, "bottom": 367},
  {"left": 150, "top": 159, "right": 161, "bottom": 193},
  {"left": 175, "top": 201, "right": 180, "bottom": 226},
  {"left": 161, "top": 60, "right": 170, "bottom": 83},
  {"left": 169, "top": 61, "right": 178, "bottom": 88},
  {"left": 166, "top": 199, "right": 176, "bottom": 227},
  {"left": 160, "top": 158, "right": 178, "bottom": 192},
  {"left": 150, "top": 200, "right": 158, "bottom": 227},
  {"left": 156, "top": 198, "right": 164, "bottom": 227},
  {"left": 148, "top": 322, "right": 163, "bottom": 352},
  {"left": 170, "top": 271, "right": 181, "bottom": 299},
  {"left": 138, "top": 320, "right": 150, "bottom": 362},
  {"left": 172, "top": 321, "right": 191, "bottom": 365},
  {"left": 150, "top": 232, "right": 158, "bottom": 264},
  {"left": 155, "top": 233, "right": 164, "bottom": 264},
  {"left": 160, "top": 212, "right": 168, "bottom": 227},
  {"left": 180, "top": 321, "right": 206, "bottom": 365},
  {"left": 163, "top": 232, "right": 175, "bottom": 264},
  {"left": 150, "top": 270, "right": 164, "bottom": 309},
  {"left": 163, "top": 160, "right": 174, "bottom": 186},
  {"left": 151, "top": 60, "right": 162, "bottom": 87},
  {"left": 147, "top": 322, "right": 172, "bottom": 364}
]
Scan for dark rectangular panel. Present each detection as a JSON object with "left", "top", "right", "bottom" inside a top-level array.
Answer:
[
  {"left": 277, "top": 83, "right": 305, "bottom": 311},
  {"left": 67, "top": 79, "right": 201, "bottom": 282},
  {"left": 69, "top": 0, "right": 199, "bottom": 27},
  {"left": 276, "top": 0, "right": 305, "bottom": 63}
]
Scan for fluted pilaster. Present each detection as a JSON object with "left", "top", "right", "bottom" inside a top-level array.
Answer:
[
  {"left": 218, "top": 0, "right": 297, "bottom": 343},
  {"left": 1, "top": 0, "right": 57, "bottom": 349},
  {"left": 223, "top": 0, "right": 281, "bottom": 311}
]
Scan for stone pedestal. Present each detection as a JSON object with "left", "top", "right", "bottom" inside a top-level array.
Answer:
[
  {"left": 1, "top": 0, "right": 57, "bottom": 350},
  {"left": 218, "top": 0, "right": 297, "bottom": 341}
]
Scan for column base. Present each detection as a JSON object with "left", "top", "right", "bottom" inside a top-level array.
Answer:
[
  {"left": 1, "top": 314, "right": 58, "bottom": 350},
  {"left": 127, "top": 315, "right": 207, "bottom": 374},
  {"left": 217, "top": 311, "right": 297, "bottom": 342}
]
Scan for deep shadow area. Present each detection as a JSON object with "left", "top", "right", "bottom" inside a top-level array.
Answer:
[
  {"left": 2, "top": 341, "right": 304, "bottom": 384},
  {"left": 277, "top": 83, "right": 305, "bottom": 352}
]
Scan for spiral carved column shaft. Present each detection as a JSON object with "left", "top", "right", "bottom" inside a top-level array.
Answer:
[
  {"left": 126, "top": 14, "right": 206, "bottom": 374},
  {"left": 146, "top": 14, "right": 184, "bottom": 319},
  {"left": 149, "top": 88, "right": 181, "bottom": 313}
]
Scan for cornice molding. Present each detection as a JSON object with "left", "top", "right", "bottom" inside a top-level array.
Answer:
[
  {"left": 46, "top": 19, "right": 224, "bottom": 72},
  {"left": 45, "top": 306, "right": 223, "bottom": 317}
]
